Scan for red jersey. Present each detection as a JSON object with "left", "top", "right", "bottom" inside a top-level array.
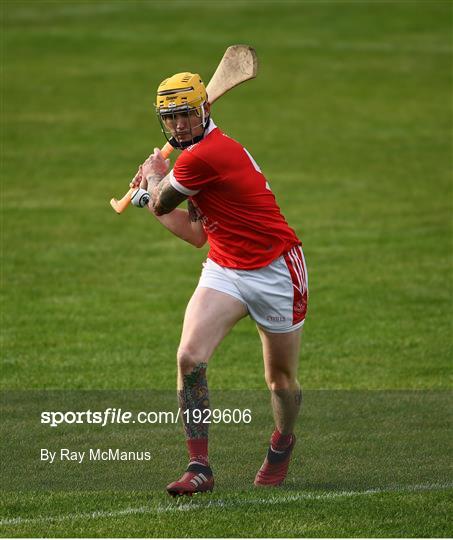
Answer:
[{"left": 169, "top": 121, "right": 301, "bottom": 269}]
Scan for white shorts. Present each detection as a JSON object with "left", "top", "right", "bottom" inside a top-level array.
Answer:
[{"left": 197, "top": 246, "right": 308, "bottom": 333}]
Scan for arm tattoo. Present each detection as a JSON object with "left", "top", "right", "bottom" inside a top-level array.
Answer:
[
  {"left": 146, "top": 172, "right": 164, "bottom": 192},
  {"left": 188, "top": 200, "right": 202, "bottom": 222},
  {"left": 148, "top": 174, "right": 187, "bottom": 215}
]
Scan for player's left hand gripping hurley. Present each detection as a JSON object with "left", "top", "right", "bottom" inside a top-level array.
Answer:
[
  {"left": 109, "top": 44, "right": 258, "bottom": 214},
  {"left": 110, "top": 144, "right": 173, "bottom": 214}
]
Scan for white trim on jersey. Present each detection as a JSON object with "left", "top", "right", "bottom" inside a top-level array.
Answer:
[
  {"left": 169, "top": 169, "right": 200, "bottom": 196},
  {"left": 204, "top": 118, "right": 217, "bottom": 136}
]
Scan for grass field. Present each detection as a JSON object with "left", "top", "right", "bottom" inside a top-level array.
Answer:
[{"left": 2, "top": 0, "right": 452, "bottom": 537}]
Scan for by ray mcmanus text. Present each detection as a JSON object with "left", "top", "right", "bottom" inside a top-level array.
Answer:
[{"left": 40, "top": 448, "right": 152, "bottom": 464}]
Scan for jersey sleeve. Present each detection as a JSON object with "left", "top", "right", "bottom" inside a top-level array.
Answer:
[{"left": 169, "top": 151, "right": 218, "bottom": 196}]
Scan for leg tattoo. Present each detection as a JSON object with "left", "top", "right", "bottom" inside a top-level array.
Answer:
[
  {"left": 295, "top": 387, "right": 302, "bottom": 407},
  {"left": 271, "top": 384, "right": 302, "bottom": 435},
  {"left": 178, "top": 362, "right": 209, "bottom": 439}
]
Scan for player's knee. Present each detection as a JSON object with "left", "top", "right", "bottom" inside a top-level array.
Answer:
[
  {"left": 177, "top": 346, "right": 207, "bottom": 374},
  {"left": 265, "top": 370, "right": 297, "bottom": 391}
]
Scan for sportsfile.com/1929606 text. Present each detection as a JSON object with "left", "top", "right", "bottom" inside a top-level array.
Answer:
[{"left": 40, "top": 408, "right": 252, "bottom": 428}]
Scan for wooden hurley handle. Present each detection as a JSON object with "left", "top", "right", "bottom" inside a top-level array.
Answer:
[
  {"left": 109, "top": 142, "right": 175, "bottom": 214},
  {"left": 160, "top": 142, "right": 174, "bottom": 159}
]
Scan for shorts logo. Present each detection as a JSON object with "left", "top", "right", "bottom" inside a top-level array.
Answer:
[
  {"left": 266, "top": 315, "right": 286, "bottom": 322},
  {"left": 294, "top": 300, "right": 306, "bottom": 313}
]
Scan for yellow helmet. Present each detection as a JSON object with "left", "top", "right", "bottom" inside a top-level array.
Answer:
[
  {"left": 155, "top": 72, "right": 210, "bottom": 149},
  {"left": 155, "top": 72, "right": 207, "bottom": 112}
]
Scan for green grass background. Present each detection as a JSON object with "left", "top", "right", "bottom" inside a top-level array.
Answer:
[{"left": 1, "top": 0, "right": 452, "bottom": 537}]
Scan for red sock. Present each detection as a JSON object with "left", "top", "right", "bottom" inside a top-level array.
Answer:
[
  {"left": 187, "top": 438, "right": 209, "bottom": 466},
  {"left": 271, "top": 429, "right": 293, "bottom": 450}
]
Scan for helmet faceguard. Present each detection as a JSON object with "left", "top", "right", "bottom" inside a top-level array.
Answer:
[
  {"left": 155, "top": 73, "right": 210, "bottom": 149},
  {"left": 158, "top": 101, "right": 209, "bottom": 149}
]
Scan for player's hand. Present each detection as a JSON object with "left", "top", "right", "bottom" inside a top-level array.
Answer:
[
  {"left": 129, "top": 165, "right": 146, "bottom": 190},
  {"left": 141, "top": 148, "right": 170, "bottom": 181}
]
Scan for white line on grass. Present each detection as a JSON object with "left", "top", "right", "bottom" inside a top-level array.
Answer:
[{"left": 1, "top": 482, "right": 452, "bottom": 528}]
